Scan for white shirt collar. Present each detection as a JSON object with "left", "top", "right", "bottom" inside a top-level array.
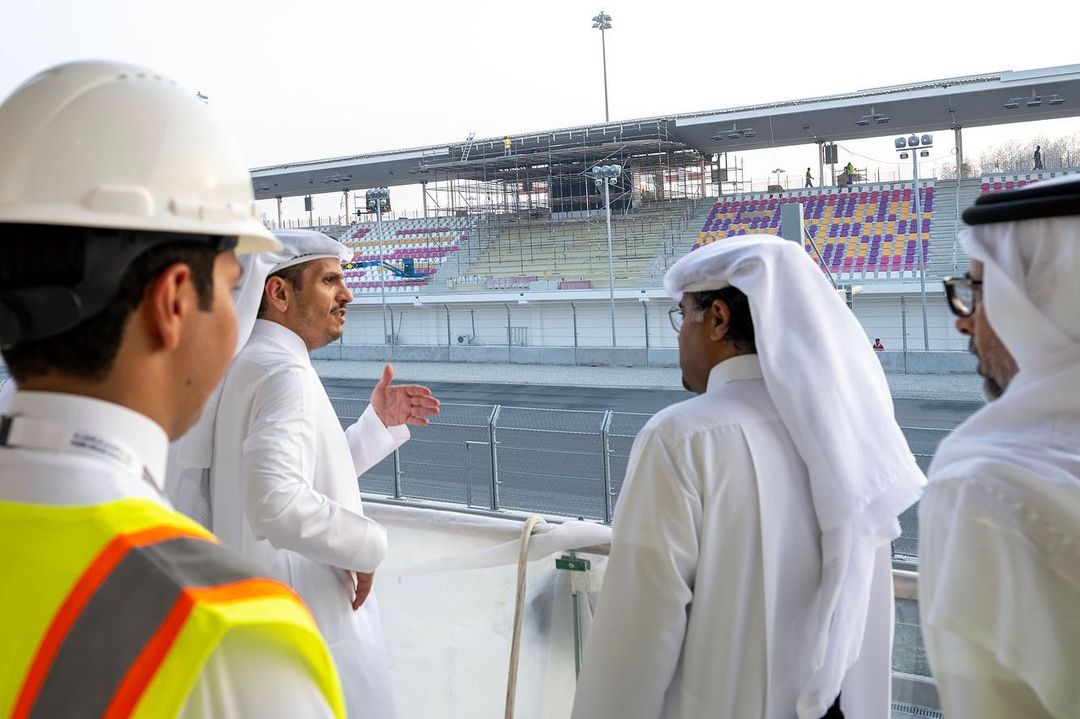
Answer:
[
  {"left": 7, "top": 390, "right": 169, "bottom": 492},
  {"left": 706, "top": 353, "right": 763, "bottom": 392},
  {"left": 251, "top": 319, "right": 311, "bottom": 360}
]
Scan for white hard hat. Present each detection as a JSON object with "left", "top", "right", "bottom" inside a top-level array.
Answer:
[{"left": 0, "top": 60, "right": 278, "bottom": 254}]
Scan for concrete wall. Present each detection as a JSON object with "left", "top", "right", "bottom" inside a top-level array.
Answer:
[
  {"left": 875, "top": 350, "right": 977, "bottom": 374},
  {"left": 315, "top": 342, "right": 975, "bottom": 374}
]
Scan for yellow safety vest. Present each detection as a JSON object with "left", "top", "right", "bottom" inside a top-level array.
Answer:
[{"left": 0, "top": 497, "right": 346, "bottom": 718}]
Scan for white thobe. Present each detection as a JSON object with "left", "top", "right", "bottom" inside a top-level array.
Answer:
[
  {"left": 211, "top": 320, "right": 408, "bottom": 719},
  {"left": 0, "top": 391, "right": 333, "bottom": 718},
  {"left": 572, "top": 355, "right": 893, "bottom": 719},
  {"left": 920, "top": 455, "right": 1080, "bottom": 718}
]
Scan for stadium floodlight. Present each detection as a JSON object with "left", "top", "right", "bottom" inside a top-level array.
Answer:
[
  {"left": 1027, "top": 97, "right": 1043, "bottom": 108},
  {"left": 893, "top": 135, "right": 932, "bottom": 350},
  {"left": 588, "top": 163, "right": 623, "bottom": 346},
  {"left": 592, "top": 10, "right": 613, "bottom": 123},
  {"left": 1048, "top": 95, "right": 1067, "bottom": 106},
  {"left": 591, "top": 10, "right": 612, "bottom": 29},
  {"left": 366, "top": 187, "right": 392, "bottom": 353},
  {"left": 1003, "top": 99, "right": 1021, "bottom": 109}
]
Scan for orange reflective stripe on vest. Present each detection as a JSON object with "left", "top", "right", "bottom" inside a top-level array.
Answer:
[{"left": 2, "top": 500, "right": 345, "bottom": 719}]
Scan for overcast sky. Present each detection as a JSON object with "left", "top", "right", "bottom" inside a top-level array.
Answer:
[{"left": 3, "top": 0, "right": 1079, "bottom": 220}]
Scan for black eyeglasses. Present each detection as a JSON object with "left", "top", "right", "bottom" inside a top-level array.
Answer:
[
  {"left": 668, "top": 306, "right": 685, "bottom": 331},
  {"left": 943, "top": 276, "right": 983, "bottom": 317}
]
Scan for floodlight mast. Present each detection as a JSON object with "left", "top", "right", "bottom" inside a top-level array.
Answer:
[{"left": 591, "top": 11, "right": 612, "bottom": 122}]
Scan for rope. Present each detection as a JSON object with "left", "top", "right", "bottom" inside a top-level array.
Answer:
[{"left": 504, "top": 515, "right": 547, "bottom": 719}]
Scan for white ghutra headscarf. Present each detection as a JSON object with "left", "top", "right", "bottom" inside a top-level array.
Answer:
[
  {"left": 665, "top": 234, "right": 925, "bottom": 718},
  {"left": 925, "top": 176, "right": 1080, "bottom": 717}
]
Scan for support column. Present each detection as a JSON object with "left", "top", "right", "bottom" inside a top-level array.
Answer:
[
  {"left": 422, "top": 182, "right": 429, "bottom": 218},
  {"left": 953, "top": 126, "right": 965, "bottom": 178},
  {"left": 276, "top": 197, "right": 283, "bottom": 228},
  {"left": 343, "top": 190, "right": 351, "bottom": 224},
  {"left": 817, "top": 141, "right": 825, "bottom": 190}
]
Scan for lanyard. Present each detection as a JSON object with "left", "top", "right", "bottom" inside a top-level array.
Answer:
[{"left": 0, "top": 414, "right": 154, "bottom": 486}]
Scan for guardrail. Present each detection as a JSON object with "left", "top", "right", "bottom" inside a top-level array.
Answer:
[{"left": 333, "top": 397, "right": 948, "bottom": 562}]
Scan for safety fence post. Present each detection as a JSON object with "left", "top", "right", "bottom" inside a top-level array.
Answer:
[
  {"left": 488, "top": 405, "right": 503, "bottom": 511},
  {"left": 600, "top": 410, "right": 615, "bottom": 523}
]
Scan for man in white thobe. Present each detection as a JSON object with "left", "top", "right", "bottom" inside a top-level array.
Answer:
[
  {"left": 919, "top": 176, "right": 1080, "bottom": 718},
  {"left": 211, "top": 231, "right": 440, "bottom": 718},
  {"left": 573, "top": 235, "right": 925, "bottom": 719}
]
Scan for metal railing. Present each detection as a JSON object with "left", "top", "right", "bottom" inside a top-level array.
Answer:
[
  {"left": 332, "top": 397, "right": 948, "bottom": 559},
  {"left": 342, "top": 395, "right": 942, "bottom": 710}
]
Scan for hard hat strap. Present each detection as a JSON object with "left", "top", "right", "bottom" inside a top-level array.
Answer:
[{"left": 0, "top": 226, "right": 238, "bottom": 349}]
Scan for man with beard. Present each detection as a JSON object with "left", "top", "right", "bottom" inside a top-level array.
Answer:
[
  {"left": 920, "top": 176, "right": 1080, "bottom": 718},
  {"left": 210, "top": 230, "right": 440, "bottom": 718}
]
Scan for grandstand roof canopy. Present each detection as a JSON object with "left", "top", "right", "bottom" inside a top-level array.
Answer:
[{"left": 251, "top": 64, "right": 1080, "bottom": 200}]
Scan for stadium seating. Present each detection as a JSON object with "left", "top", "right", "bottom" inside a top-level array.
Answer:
[
  {"left": 979, "top": 169, "right": 1079, "bottom": 194},
  {"left": 338, "top": 218, "right": 472, "bottom": 294},
  {"left": 447, "top": 200, "right": 699, "bottom": 291},
  {"left": 694, "top": 183, "right": 935, "bottom": 279}
]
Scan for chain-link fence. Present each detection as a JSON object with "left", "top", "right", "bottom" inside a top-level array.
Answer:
[
  {"left": 332, "top": 397, "right": 951, "bottom": 560},
  {"left": 894, "top": 426, "right": 950, "bottom": 560}
]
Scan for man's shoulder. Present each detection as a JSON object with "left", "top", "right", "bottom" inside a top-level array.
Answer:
[
  {"left": 233, "top": 336, "right": 310, "bottom": 372},
  {"left": 227, "top": 341, "right": 314, "bottom": 390},
  {"left": 643, "top": 380, "right": 778, "bottom": 446}
]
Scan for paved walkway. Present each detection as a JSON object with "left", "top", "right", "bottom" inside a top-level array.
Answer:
[{"left": 313, "top": 359, "right": 984, "bottom": 402}]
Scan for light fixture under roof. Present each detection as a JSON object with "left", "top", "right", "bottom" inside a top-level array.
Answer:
[
  {"left": 856, "top": 106, "right": 890, "bottom": 127},
  {"left": 712, "top": 123, "right": 756, "bottom": 142},
  {"left": 1005, "top": 89, "right": 1067, "bottom": 109}
]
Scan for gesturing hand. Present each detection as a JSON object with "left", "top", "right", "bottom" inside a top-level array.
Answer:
[{"left": 369, "top": 364, "right": 440, "bottom": 427}]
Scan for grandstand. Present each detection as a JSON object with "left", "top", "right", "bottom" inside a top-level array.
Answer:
[
  {"left": 692, "top": 183, "right": 935, "bottom": 280},
  {"left": 339, "top": 217, "right": 476, "bottom": 294},
  {"left": 326, "top": 166, "right": 1080, "bottom": 300},
  {"left": 446, "top": 199, "right": 701, "bottom": 291},
  {"left": 248, "top": 63, "right": 1080, "bottom": 358}
]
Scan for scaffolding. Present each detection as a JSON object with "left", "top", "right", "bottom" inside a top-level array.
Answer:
[{"left": 369, "top": 119, "right": 734, "bottom": 250}]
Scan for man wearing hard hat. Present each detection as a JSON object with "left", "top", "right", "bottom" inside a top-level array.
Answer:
[{"left": 0, "top": 62, "right": 345, "bottom": 717}]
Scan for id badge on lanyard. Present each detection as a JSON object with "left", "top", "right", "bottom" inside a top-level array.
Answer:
[{"left": 0, "top": 414, "right": 153, "bottom": 486}]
